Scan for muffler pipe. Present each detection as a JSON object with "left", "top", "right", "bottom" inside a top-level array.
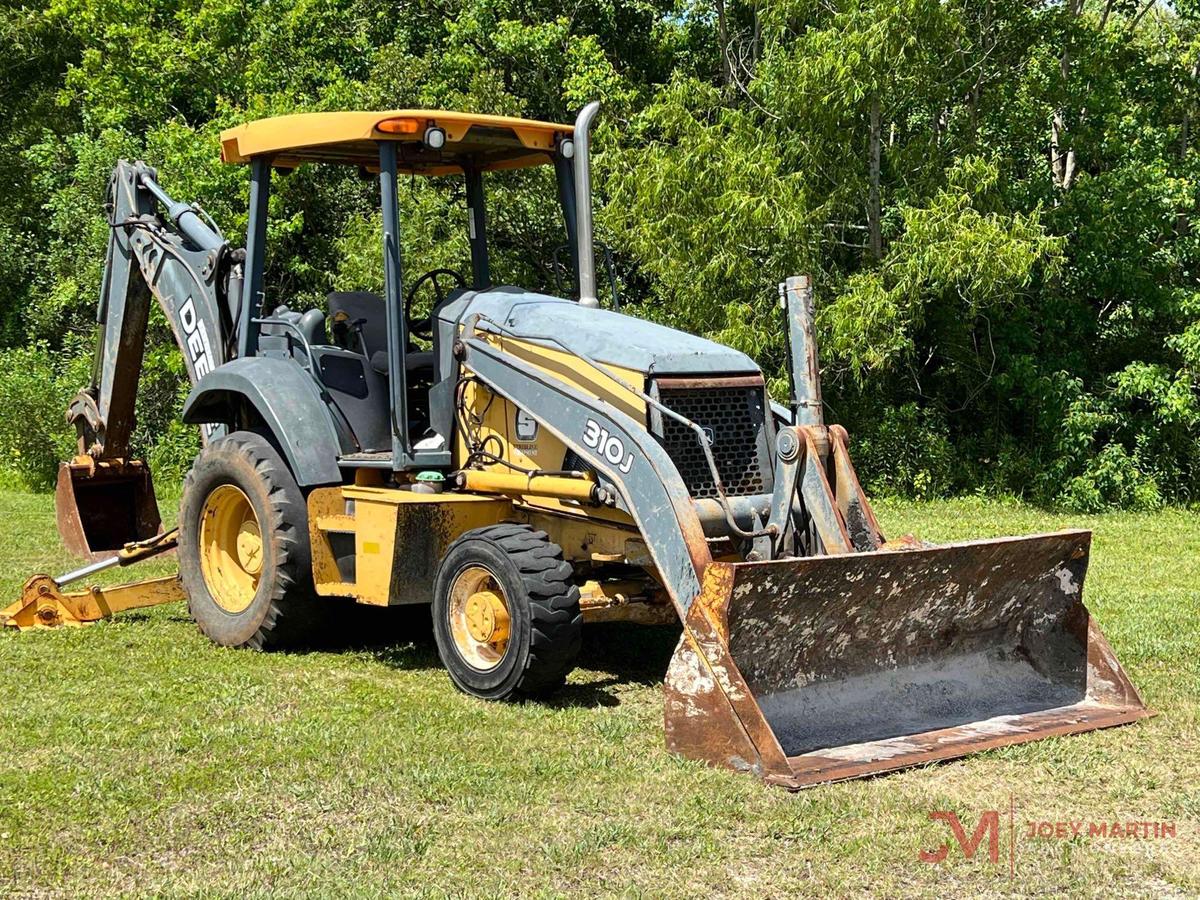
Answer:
[{"left": 572, "top": 101, "right": 601, "bottom": 309}]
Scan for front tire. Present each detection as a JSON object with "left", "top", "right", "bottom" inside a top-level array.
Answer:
[
  {"left": 179, "top": 431, "right": 321, "bottom": 649},
  {"left": 433, "top": 524, "right": 581, "bottom": 699}
]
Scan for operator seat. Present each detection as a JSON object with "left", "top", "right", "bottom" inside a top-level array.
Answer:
[
  {"left": 326, "top": 291, "right": 439, "bottom": 443},
  {"left": 328, "top": 291, "right": 387, "bottom": 357},
  {"left": 328, "top": 291, "right": 436, "bottom": 379},
  {"left": 260, "top": 304, "right": 328, "bottom": 346}
]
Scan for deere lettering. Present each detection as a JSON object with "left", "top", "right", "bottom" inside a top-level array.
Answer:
[
  {"left": 178, "top": 296, "right": 216, "bottom": 439},
  {"left": 178, "top": 296, "right": 214, "bottom": 380}
]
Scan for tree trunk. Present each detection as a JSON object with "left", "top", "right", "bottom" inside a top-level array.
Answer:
[
  {"left": 1179, "top": 59, "right": 1198, "bottom": 237},
  {"left": 715, "top": 0, "right": 732, "bottom": 86},
  {"left": 868, "top": 97, "right": 882, "bottom": 261},
  {"left": 1051, "top": 0, "right": 1082, "bottom": 193},
  {"left": 967, "top": 0, "right": 993, "bottom": 145},
  {"left": 752, "top": 4, "right": 761, "bottom": 66},
  {"left": 1183, "top": 60, "right": 1198, "bottom": 161},
  {"left": 1050, "top": 111, "right": 1077, "bottom": 192}
]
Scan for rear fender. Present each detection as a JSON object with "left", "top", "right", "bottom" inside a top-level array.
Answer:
[{"left": 182, "top": 357, "right": 349, "bottom": 487}]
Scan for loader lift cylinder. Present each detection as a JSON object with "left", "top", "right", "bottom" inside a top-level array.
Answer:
[{"left": 781, "top": 275, "right": 823, "bottom": 426}]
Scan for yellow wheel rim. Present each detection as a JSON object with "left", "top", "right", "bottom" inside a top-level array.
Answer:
[
  {"left": 199, "top": 484, "right": 262, "bottom": 614},
  {"left": 449, "top": 565, "right": 511, "bottom": 671}
]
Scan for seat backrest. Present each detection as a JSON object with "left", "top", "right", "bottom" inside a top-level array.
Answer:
[{"left": 328, "top": 291, "right": 387, "bottom": 357}]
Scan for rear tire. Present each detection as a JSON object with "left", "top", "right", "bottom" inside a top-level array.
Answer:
[
  {"left": 179, "top": 430, "right": 322, "bottom": 649},
  {"left": 433, "top": 523, "right": 581, "bottom": 699}
]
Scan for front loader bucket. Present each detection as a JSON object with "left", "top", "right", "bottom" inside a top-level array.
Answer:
[
  {"left": 664, "top": 530, "right": 1151, "bottom": 788},
  {"left": 55, "top": 458, "right": 162, "bottom": 560}
]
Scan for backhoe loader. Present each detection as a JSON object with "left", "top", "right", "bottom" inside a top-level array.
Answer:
[{"left": 3, "top": 103, "right": 1151, "bottom": 787}]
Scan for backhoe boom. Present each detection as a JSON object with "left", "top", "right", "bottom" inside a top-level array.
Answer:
[{"left": 58, "top": 160, "right": 239, "bottom": 558}]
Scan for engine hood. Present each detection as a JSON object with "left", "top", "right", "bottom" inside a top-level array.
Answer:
[{"left": 441, "top": 287, "right": 760, "bottom": 376}]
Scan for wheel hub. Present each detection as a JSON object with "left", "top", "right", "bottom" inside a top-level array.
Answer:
[
  {"left": 235, "top": 520, "right": 263, "bottom": 574},
  {"left": 465, "top": 589, "right": 510, "bottom": 644},
  {"left": 448, "top": 565, "right": 511, "bottom": 671},
  {"left": 198, "top": 484, "right": 262, "bottom": 614}
]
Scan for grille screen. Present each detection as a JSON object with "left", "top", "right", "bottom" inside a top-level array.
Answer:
[{"left": 657, "top": 385, "right": 770, "bottom": 499}]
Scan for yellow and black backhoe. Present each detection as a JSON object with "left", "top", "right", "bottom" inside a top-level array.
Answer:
[{"left": 3, "top": 103, "right": 1151, "bottom": 787}]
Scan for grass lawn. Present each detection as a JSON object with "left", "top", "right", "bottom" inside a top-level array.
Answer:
[{"left": 1, "top": 490, "right": 1197, "bottom": 897}]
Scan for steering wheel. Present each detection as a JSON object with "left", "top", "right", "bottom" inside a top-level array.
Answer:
[{"left": 406, "top": 268, "right": 467, "bottom": 339}]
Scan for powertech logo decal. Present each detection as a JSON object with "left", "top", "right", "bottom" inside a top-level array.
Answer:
[{"left": 515, "top": 408, "right": 538, "bottom": 443}]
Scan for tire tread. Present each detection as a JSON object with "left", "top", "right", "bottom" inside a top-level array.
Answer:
[
  {"left": 180, "top": 431, "right": 323, "bottom": 650},
  {"left": 441, "top": 522, "right": 581, "bottom": 697}
]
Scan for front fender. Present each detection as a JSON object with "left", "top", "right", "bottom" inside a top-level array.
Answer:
[{"left": 182, "top": 357, "right": 348, "bottom": 487}]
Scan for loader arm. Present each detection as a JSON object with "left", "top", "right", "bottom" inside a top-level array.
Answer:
[
  {"left": 58, "top": 160, "right": 239, "bottom": 558},
  {"left": 457, "top": 329, "right": 711, "bottom": 616},
  {"left": 458, "top": 289, "right": 1150, "bottom": 788}
]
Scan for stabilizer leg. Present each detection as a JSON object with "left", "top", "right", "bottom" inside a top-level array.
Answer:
[{"left": 3, "top": 574, "right": 184, "bottom": 630}]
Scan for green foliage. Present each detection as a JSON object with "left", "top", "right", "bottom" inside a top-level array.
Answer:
[
  {"left": 0, "top": 0, "right": 1196, "bottom": 508},
  {"left": 0, "top": 342, "right": 88, "bottom": 490},
  {"left": 853, "top": 402, "right": 957, "bottom": 500},
  {"left": 1059, "top": 443, "right": 1164, "bottom": 513},
  {"left": 822, "top": 158, "right": 1061, "bottom": 377}
]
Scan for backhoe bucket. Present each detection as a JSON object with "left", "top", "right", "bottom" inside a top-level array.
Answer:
[
  {"left": 55, "top": 458, "right": 162, "bottom": 560},
  {"left": 665, "top": 530, "right": 1151, "bottom": 788}
]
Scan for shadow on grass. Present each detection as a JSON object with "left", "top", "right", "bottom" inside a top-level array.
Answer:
[
  {"left": 313, "top": 603, "right": 682, "bottom": 708},
  {"left": 140, "top": 593, "right": 680, "bottom": 708},
  {"left": 578, "top": 622, "right": 680, "bottom": 685}
]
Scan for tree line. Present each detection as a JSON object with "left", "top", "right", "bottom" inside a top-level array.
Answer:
[{"left": 0, "top": 0, "right": 1196, "bottom": 510}]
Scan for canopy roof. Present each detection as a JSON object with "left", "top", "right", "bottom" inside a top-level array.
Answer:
[{"left": 219, "top": 110, "right": 573, "bottom": 176}]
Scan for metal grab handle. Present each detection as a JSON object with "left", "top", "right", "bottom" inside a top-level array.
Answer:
[{"left": 252, "top": 316, "right": 317, "bottom": 374}]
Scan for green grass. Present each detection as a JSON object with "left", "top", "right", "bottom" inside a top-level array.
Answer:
[{"left": 1, "top": 492, "right": 1197, "bottom": 897}]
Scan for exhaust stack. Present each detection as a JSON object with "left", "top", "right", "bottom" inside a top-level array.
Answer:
[{"left": 572, "top": 101, "right": 601, "bottom": 309}]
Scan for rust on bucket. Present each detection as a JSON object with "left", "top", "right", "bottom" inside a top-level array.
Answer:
[{"left": 665, "top": 530, "right": 1151, "bottom": 788}]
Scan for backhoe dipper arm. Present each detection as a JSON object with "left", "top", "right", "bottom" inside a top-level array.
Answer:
[
  {"left": 69, "top": 160, "right": 237, "bottom": 458},
  {"left": 58, "top": 160, "right": 239, "bottom": 559}
]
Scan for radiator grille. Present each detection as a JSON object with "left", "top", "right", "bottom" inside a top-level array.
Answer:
[{"left": 657, "top": 384, "right": 770, "bottom": 499}]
